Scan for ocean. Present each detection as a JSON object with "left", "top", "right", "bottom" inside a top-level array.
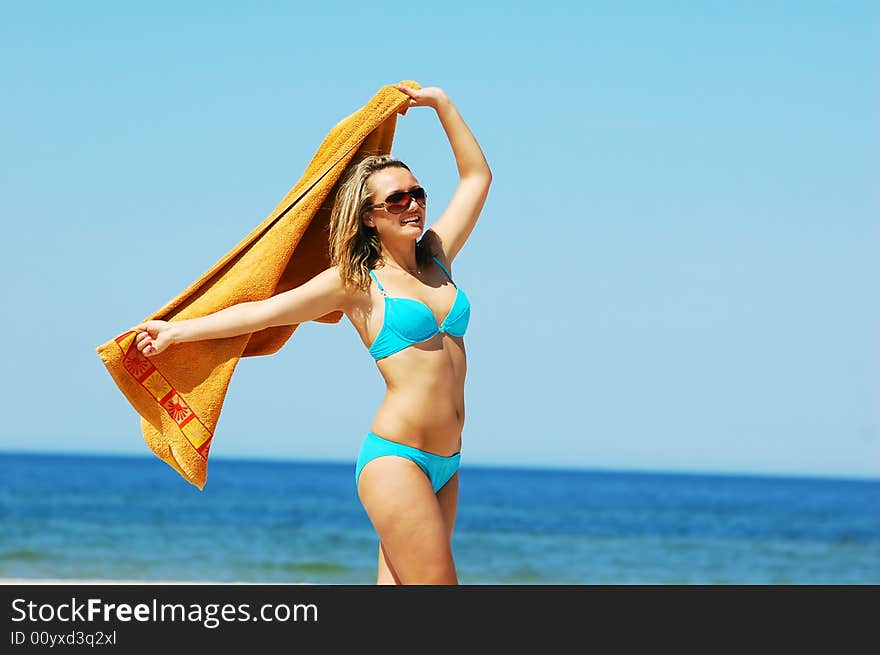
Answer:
[{"left": 1, "top": 453, "right": 877, "bottom": 584}]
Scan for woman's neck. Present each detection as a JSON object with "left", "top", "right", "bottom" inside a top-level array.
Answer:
[{"left": 379, "top": 241, "right": 421, "bottom": 273}]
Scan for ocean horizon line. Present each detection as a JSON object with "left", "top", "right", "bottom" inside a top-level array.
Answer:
[{"left": 1, "top": 448, "right": 877, "bottom": 484}]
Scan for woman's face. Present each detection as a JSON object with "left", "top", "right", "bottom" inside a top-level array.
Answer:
[{"left": 363, "top": 167, "right": 425, "bottom": 239}]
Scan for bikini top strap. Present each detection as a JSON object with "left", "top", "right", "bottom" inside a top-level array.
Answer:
[
  {"left": 432, "top": 256, "right": 455, "bottom": 285},
  {"left": 369, "top": 270, "right": 387, "bottom": 296}
]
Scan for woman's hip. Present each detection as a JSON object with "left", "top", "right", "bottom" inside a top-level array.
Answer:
[{"left": 355, "top": 431, "right": 461, "bottom": 494}]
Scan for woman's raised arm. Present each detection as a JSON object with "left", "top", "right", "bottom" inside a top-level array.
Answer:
[
  {"left": 397, "top": 85, "right": 492, "bottom": 263},
  {"left": 133, "top": 267, "right": 348, "bottom": 356}
]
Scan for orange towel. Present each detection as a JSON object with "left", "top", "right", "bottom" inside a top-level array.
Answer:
[{"left": 96, "top": 81, "right": 419, "bottom": 490}]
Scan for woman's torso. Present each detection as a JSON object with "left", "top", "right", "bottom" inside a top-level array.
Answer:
[{"left": 344, "top": 255, "right": 467, "bottom": 456}]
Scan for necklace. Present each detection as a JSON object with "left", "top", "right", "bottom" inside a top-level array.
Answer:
[{"left": 382, "top": 261, "right": 422, "bottom": 275}]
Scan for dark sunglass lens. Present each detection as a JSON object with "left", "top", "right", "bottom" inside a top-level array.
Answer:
[
  {"left": 383, "top": 191, "right": 409, "bottom": 214},
  {"left": 381, "top": 188, "right": 427, "bottom": 213},
  {"left": 385, "top": 201, "right": 409, "bottom": 214}
]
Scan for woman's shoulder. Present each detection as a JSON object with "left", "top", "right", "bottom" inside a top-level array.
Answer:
[
  {"left": 322, "top": 264, "right": 373, "bottom": 308},
  {"left": 304, "top": 265, "right": 354, "bottom": 306},
  {"left": 313, "top": 264, "right": 345, "bottom": 285}
]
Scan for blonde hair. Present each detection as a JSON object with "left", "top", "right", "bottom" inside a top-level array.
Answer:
[{"left": 329, "top": 154, "right": 433, "bottom": 291}]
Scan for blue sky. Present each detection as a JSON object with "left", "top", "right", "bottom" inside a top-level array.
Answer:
[{"left": 1, "top": 2, "right": 877, "bottom": 479}]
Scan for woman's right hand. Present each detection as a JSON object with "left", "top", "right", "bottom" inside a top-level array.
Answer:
[
  {"left": 132, "top": 320, "right": 176, "bottom": 357},
  {"left": 396, "top": 84, "right": 449, "bottom": 110}
]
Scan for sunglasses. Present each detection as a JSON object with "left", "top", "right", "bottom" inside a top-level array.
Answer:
[{"left": 366, "top": 186, "right": 427, "bottom": 214}]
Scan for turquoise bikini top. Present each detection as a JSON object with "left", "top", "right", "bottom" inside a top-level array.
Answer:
[{"left": 368, "top": 256, "right": 471, "bottom": 360}]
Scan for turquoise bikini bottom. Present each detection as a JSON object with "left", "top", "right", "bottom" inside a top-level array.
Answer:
[{"left": 355, "top": 432, "right": 461, "bottom": 493}]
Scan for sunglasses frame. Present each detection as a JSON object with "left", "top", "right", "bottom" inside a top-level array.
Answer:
[{"left": 366, "top": 187, "right": 428, "bottom": 214}]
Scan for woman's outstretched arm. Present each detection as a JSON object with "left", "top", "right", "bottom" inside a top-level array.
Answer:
[
  {"left": 397, "top": 84, "right": 492, "bottom": 263},
  {"left": 133, "top": 267, "right": 348, "bottom": 356}
]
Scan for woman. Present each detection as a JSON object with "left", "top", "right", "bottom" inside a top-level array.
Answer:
[{"left": 133, "top": 84, "right": 491, "bottom": 584}]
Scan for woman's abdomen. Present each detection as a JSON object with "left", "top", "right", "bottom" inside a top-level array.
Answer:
[{"left": 370, "top": 342, "right": 466, "bottom": 455}]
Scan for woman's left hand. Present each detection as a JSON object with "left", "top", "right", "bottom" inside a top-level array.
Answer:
[{"left": 396, "top": 84, "right": 449, "bottom": 110}]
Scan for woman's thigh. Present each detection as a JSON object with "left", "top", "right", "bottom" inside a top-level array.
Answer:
[
  {"left": 377, "top": 471, "right": 460, "bottom": 584},
  {"left": 358, "top": 456, "right": 457, "bottom": 584},
  {"left": 437, "top": 471, "right": 459, "bottom": 539}
]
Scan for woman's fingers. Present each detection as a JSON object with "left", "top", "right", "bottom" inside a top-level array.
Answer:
[
  {"left": 396, "top": 85, "right": 446, "bottom": 109},
  {"left": 397, "top": 85, "right": 420, "bottom": 102},
  {"left": 131, "top": 321, "right": 169, "bottom": 356},
  {"left": 141, "top": 339, "right": 160, "bottom": 356},
  {"left": 135, "top": 329, "right": 160, "bottom": 353}
]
